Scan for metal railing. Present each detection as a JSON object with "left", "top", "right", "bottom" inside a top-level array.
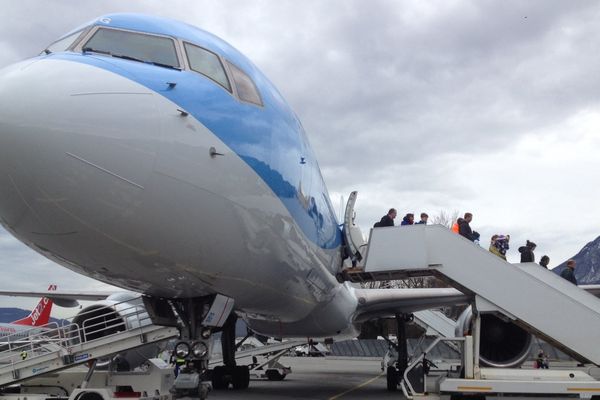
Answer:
[
  {"left": 0, "top": 297, "right": 151, "bottom": 372},
  {"left": 400, "top": 336, "right": 465, "bottom": 399}
]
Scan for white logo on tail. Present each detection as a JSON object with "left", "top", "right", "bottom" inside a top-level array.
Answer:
[{"left": 30, "top": 297, "right": 50, "bottom": 325}]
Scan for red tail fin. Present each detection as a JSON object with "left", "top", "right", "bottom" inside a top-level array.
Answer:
[{"left": 12, "top": 284, "right": 56, "bottom": 327}]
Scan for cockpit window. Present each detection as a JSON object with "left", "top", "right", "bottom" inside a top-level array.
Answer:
[
  {"left": 226, "top": 61, "right": 263, "bottom": 106},
  {"left": 184, "top": 43, "right": 231, "bottom": 92},
  {"left": 45, "top": 29, "right": 85, "bottom": 53},
  {"left": 83, "top": 28, "right": 180, "bottom": 69}
]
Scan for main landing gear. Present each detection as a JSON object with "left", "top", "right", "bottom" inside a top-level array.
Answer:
[
  {"left": 385, "top": 313, "right": 413, "bottom": 392},
  {"left": 210, "top": 313, "right": 250, "bottom": 390}
]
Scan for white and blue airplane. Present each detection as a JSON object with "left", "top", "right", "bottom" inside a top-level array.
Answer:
[{"left": 0, "top": 13, "right": 507, "bottom": 395}]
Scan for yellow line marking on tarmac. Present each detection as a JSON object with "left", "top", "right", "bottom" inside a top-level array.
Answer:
[
  {"left": 457, "top": 386, "right": 493, "bottom": 391},
  {"left": 328, "top": 372, "right": 385, "bottom": 400}
]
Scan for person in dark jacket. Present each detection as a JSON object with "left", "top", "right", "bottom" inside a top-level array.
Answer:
[
  {"left": 374, "top": 208, "right": 396, "bottom": 227},
  {"left": 400, "top": 213, "right": 414, "bottom": 226},
  {"left": 415, "top": 213, "right": 429, "bottom": 225},
  {"left": 560, "top": 259, "right": 577, "bottom": 285},
  {"left": 518, "top": 240, "right": 536, "bottom": 263},
  {"left": 458, "top": 213, "right": 479, "bottom": 242},
  {"left": 539, "top": 255, "right": 550, "bottom": 269}
]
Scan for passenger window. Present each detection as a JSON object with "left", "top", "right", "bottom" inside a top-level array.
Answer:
[
  {"left": 226, "top": 61, "right": 263, "bottom": 106},
  {"left": 83, "top": 28, "right": 180, "bottom": 69},
  {"left": 46, "top": 29, "right": 85, "bottom": 53},
  {"left": 184, "top": 43, "right": 231, "bottom": 91}
]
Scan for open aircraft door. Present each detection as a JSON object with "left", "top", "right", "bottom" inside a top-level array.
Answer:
[{"left": 342, "top": 191, "right": 367, "bottom": 267}]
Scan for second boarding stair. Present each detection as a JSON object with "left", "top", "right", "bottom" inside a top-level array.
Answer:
[
  {"left": 0, "top": 297, "right": 178, "bottom": 387},
  {"left": 353, "top": 224, "right": 600, "bottom": 366}
]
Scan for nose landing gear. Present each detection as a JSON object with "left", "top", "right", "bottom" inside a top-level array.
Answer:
[{"left": 143, "top": 294, "right": 238, "bottom": 400}]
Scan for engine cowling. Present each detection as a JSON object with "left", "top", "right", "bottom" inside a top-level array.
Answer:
[
  {"left": 456, "top": 307, "right": 532, "bottom": 368},
  {"left": 71, "top": 292, "right": 146, "bottom": 341}
]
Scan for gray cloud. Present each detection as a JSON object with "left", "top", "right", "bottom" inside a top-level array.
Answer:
[{"left": 1, "top": 1, "right": 600, "bottom": 310}]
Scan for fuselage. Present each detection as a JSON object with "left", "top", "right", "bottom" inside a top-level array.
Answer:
[{"left": 0, "top": 14, "right": 358, "bottom": 337}]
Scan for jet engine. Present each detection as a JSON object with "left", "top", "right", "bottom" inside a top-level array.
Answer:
[
  {"left": 71, "top": 292, "right": 147, "bottom": 341},
  {"left": 70, "top": 292, "right": 164, "bottom": 370},
  {"left": 456, "top": 307, "right": 532, "bottom": 368}
]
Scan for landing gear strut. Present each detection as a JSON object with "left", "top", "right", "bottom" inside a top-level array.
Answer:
[
  {"left": 385, "top": 313, "right": 413, "bottom": 391},
  {"left": 211, "top": 313, "right": 250, "bottom": 390}
]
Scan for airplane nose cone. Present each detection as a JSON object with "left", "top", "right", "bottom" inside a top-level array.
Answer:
[
  {"left": 0, "top": 61, "right": 48, "bottom": 233},
  {"left": 0, "top": 58, "right": 162, "bottom": 241}
]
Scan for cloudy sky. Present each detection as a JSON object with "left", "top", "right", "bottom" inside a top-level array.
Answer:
[{"left": 1, "top": 1, "right": 600, "bottom": 315}]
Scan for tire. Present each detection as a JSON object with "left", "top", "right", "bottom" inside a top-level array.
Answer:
[
  {"left": 386, "top": 366, "right": 398, "bottom": 391},
  {"left": 232, "top": 365, "right": 250, "bottom": 390},
  {"left": 211, "top": 366, "right": 228, "bottom": 390},
  {"left": 75, "top": 392, "right": 105, "bottom": 400},
  {"left": 266, "top": 369, "right": 286, "bottom": 381}
]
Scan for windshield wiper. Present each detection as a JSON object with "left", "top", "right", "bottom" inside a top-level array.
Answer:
[
  {"left": 83, "top": 49, "right": 181, "bottom": 71},
  {"left": 148, "top": 61, "right": 181, "bottom": 71},
  {"left": 82, "top": 47, "right": 112, "bottom": 56},
  {"left": 112, "top": 53, "right": 144, "bottom": 63},
  {"left": 113, "top": 54, "right": 181, "bottom": 70}
]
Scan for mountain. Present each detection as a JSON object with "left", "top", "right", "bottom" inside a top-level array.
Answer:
[
  {"left": 0, "top": 307, "right": 68, "bottom": 325},
  {"left": 553, "top": 236, "right": 600, "bottom": 284}
]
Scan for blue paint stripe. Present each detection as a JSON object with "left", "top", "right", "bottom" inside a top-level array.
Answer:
[{"left": 49, "top": 50, "right": 341, "bottom": 249}]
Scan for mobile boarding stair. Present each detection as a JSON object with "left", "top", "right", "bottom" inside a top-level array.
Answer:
[
  {"left": 351, "top": 224, "right": 600, "bottom": 398},
  {"left": 0, "top": 297, "right": 178, "bottom": 387}
]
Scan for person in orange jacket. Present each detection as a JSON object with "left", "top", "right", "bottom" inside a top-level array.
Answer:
[{"left": 451, "top": 218, "right": 463, "bottom": 233}]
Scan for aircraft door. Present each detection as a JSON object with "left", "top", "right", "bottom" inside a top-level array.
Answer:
[{"left": 343, "top": 191, "right": 367, "bottom": 267}]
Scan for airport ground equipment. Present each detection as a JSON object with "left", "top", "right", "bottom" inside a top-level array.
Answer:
[
  {"left": 353, "top": 224, "right": 600, "bottom": 366},
  {"left": 347, "top": 224, "right": 600, "bottom": 397},
  {"left": 0, "top": 297, "right": 178, "bottom": 388},
  {"left": 209, "top": 338, "right": 306, "bottom": 381},
  {"left": 412, "top": 310, "right": 456, "bottom": 339},
  {"left": 400, "top": 333, "right": 600, "bottom": 399},
  {"left": 3, "top": 358, "right": 174, "bottom": 400}
]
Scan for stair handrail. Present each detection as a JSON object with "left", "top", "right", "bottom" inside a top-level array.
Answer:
[{"left": 401, "top": 336, "right": 465, "bottom": 399}]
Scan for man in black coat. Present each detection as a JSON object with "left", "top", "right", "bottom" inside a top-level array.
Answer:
[
  {"left": 458, "top": 213, "right": 479, "bottom": 242},
  {"left": 560, "top": 259, "right": 577, "bottom": 285},
  {"left": 375, "top": 208, "right": 397, "bottom": 227}
]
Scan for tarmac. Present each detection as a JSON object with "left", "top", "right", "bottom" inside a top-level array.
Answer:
[
  {"left": 208, "top": 356, "right": 600, "bottom": 400},
  {"left": 210, "top": 356, "right": 404, "bottom": 400}
]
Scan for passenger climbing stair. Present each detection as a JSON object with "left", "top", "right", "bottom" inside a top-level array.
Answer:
[
  {"left": 350, "top": 224, "right": 600, "bottom": 366},
  {"left": 0, "top": 298, "right": 178, "bottom": 387}
]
